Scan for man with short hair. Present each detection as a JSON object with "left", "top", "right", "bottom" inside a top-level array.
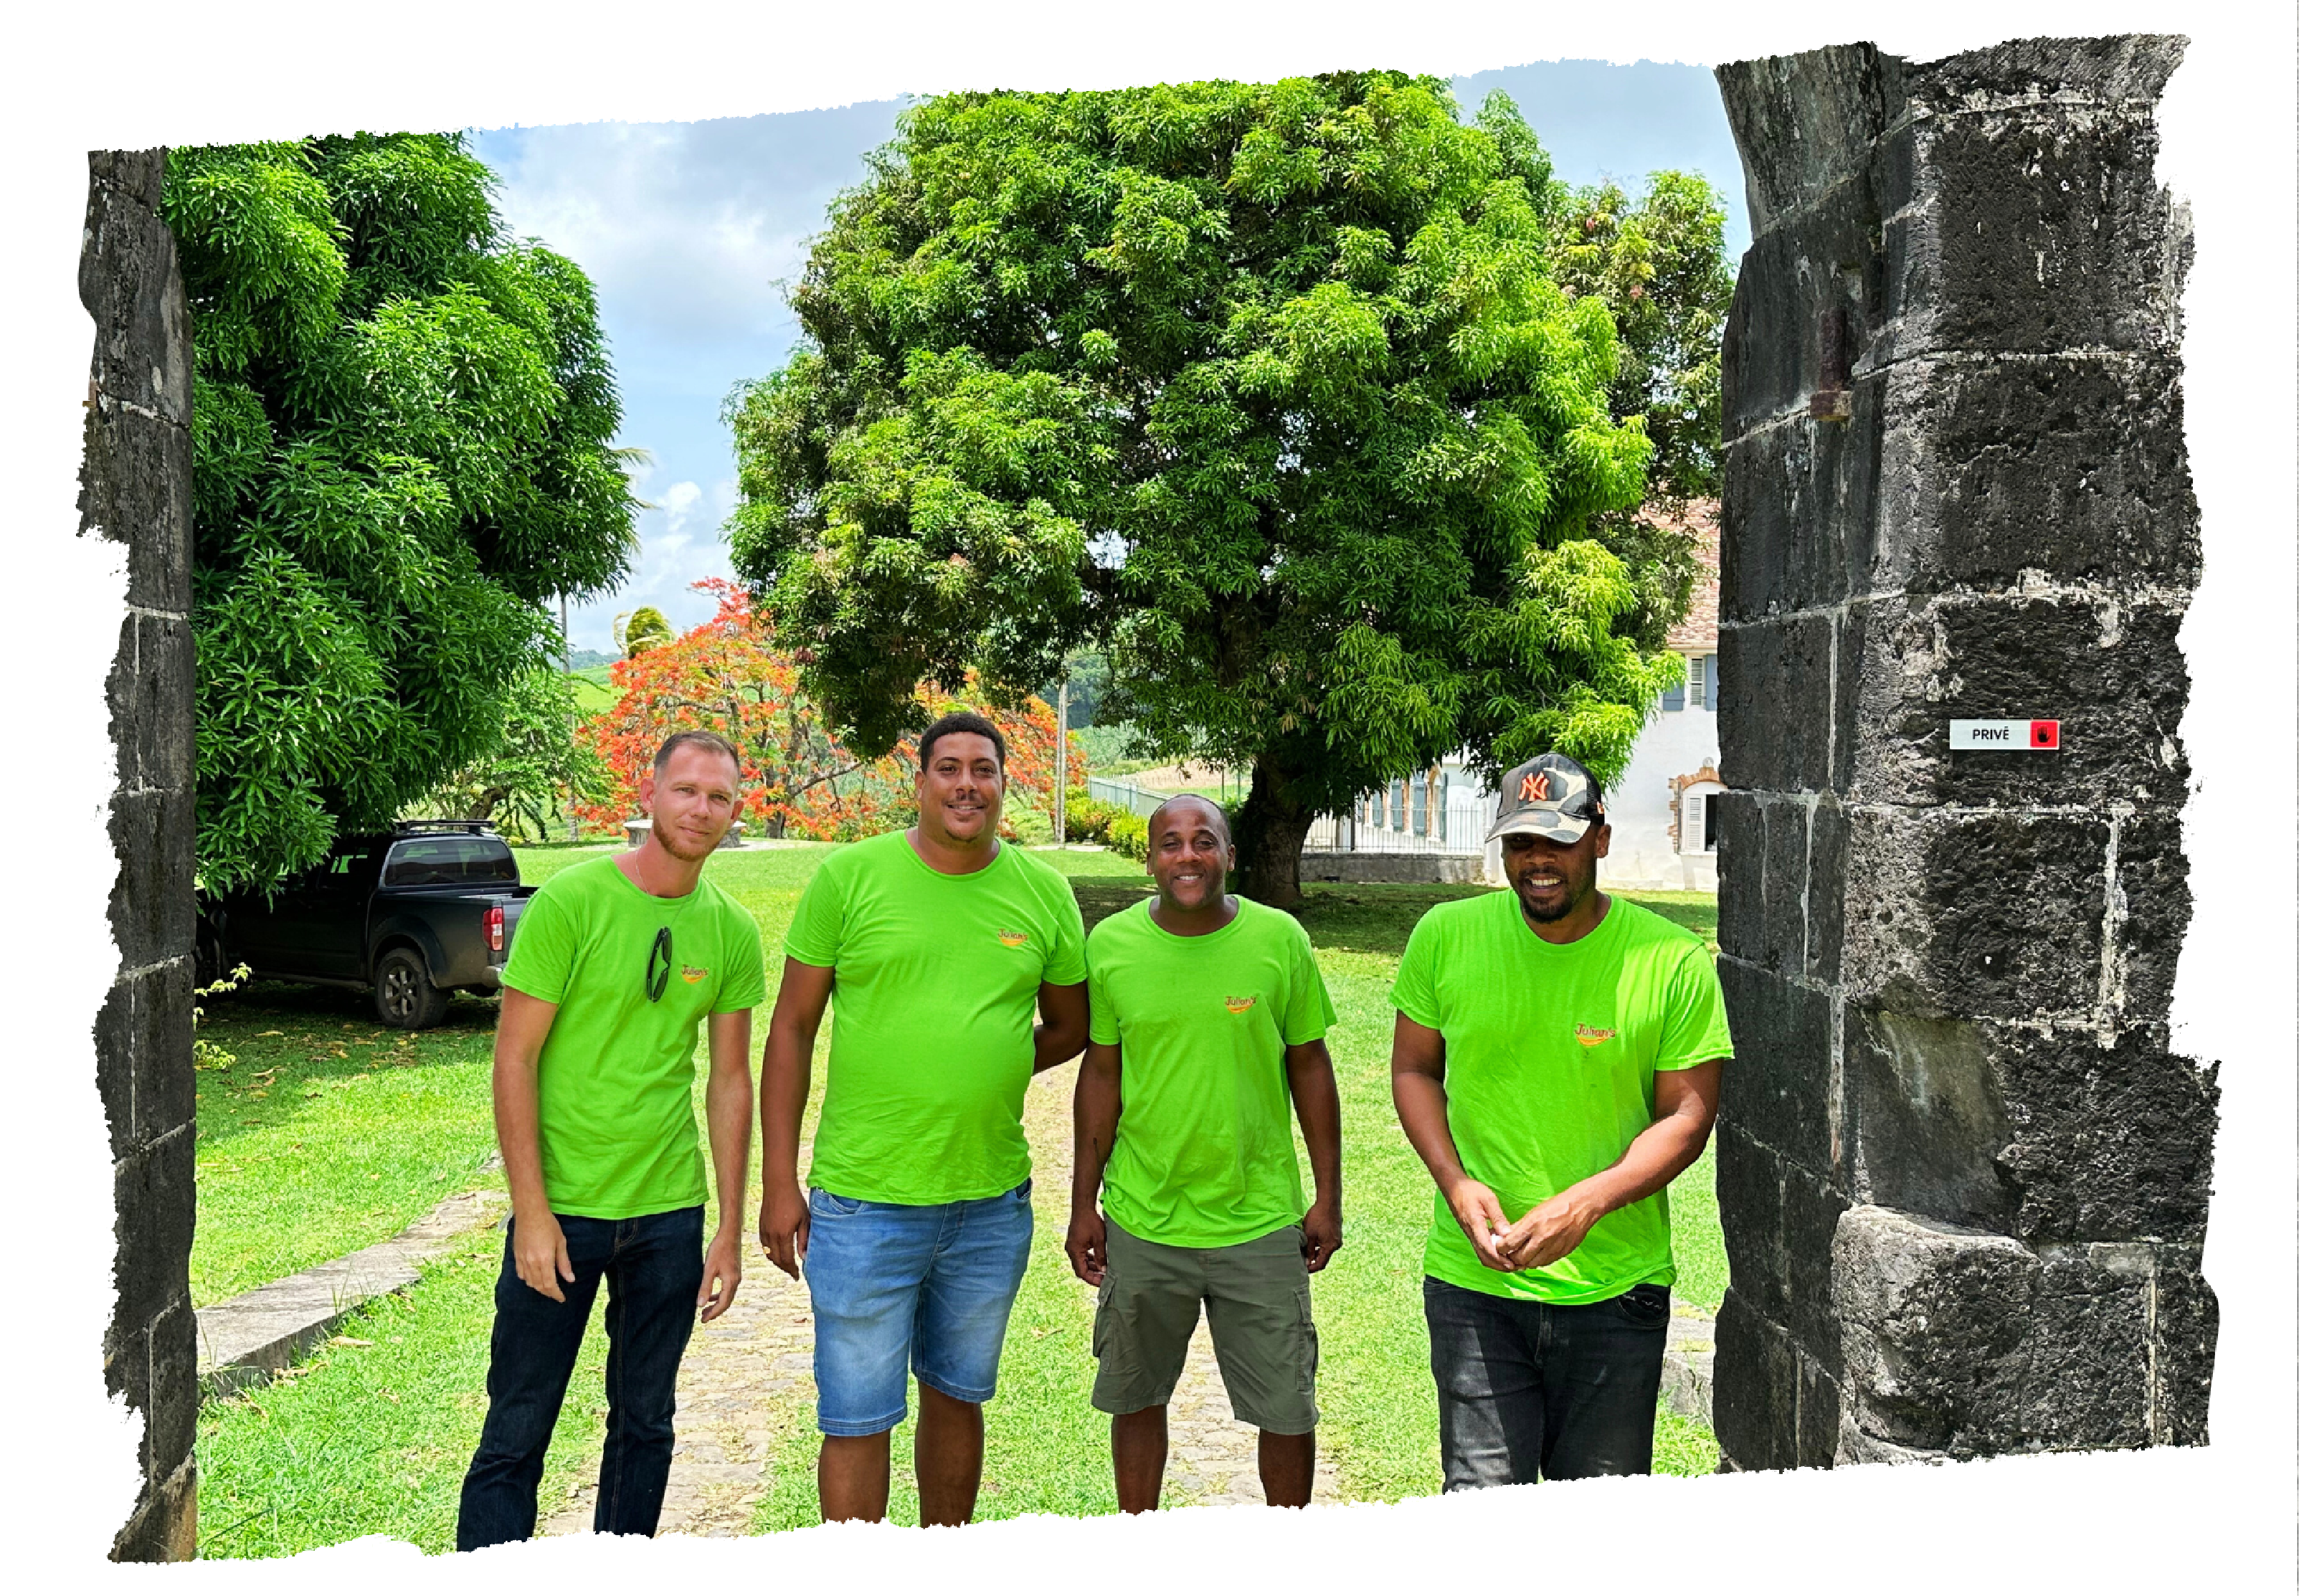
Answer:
[
  {"left": 759, "top": 711, "right": 1091, "bottom": 1526},
  {"left": 1390, "top": 751, "right": 1731, "bottom": 1490},
  {"left": 1067, "top": 794, "right": 1342, "bottom": 1512},
  {"left": 458, "top": 730, "right": 766, "bottom": 1549}
]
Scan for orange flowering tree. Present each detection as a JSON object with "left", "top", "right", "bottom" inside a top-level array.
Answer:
[{"left": 574, "top": 579, "right": 1079, "bottom": 840}]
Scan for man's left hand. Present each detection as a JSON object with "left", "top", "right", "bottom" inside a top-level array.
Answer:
[
  {"left": 697, "top": 1227, "right": 744, "bottom": 1322},
  {"left": 1497, "top": 1189, "right": 1602, "bottom": 1271},
  {"left": 1301, "top": 1199, "right": 1343, "bottom": 1273}
]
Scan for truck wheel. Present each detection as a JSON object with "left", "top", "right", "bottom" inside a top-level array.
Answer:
[
  {"left": 194, "top": 922, "right": 224, "bottom": 989},
  {"left": 374, "top": 947, "right": 449, "bottom": 1030}
]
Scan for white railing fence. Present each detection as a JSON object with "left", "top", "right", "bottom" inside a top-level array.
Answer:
[{"left": 1085, "top": 774, "right": 1498, "bottom": 857}]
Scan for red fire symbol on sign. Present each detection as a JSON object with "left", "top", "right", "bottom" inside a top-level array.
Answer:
[{"left": 2029, "top": 720, "right": 2059, "bottom": 749}]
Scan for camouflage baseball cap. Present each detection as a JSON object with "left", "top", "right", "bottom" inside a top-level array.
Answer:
[{"left": 1484, "top": 753, "right": 1605, "bottom": 845}]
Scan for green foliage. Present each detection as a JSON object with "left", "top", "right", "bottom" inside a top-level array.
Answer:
[
  {"left": 613, "top": 604, "right": 673, "bottom": 657},
  {"left": 419, "top": 664, "right": 609, "bottom": 840},
  {"left": 167, "top": 133, "right": 639, "bottom": 892},
  {"left": 1550, "top": 169, "right": 1735, "bottom": 652},
  {"left": 1057, "top": 789, "right": 1151, "bottom": 862},
  {"left": 1553, "top": 170, "right": 1734, "bottom": 508},
  {"left": 726, "top": 75, "right": 1703, "bottom": 890}
]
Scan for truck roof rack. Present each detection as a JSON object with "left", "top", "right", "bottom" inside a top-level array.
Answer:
[{"left": 391, "top": 820, "right": 503, "bottom": 836}]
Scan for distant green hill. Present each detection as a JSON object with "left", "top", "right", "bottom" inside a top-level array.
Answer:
[{"left": 567, "top": 665, "right": 617, "bottom": 714}]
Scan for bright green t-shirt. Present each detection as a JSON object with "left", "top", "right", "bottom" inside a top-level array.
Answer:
[
  {"left": 1390, "top": 892, "right": 1733, "bottom": 1304},
  {"left": 502, "top": 854, "right": 767, "bottom": 1220},
  {"left": 784, "top": 831, "right": 1088, "bottom": 1205},
  {"left": 1086, "top": 896, "right": 1337, "bottom": 1248}
]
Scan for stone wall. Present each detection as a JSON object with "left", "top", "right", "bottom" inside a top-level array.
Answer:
[
  {"left": 82, "top": 148, "right": 199, "bottom": 1560},
  {"left": 1708, "top": 37, "right": 2215, "bottom": 1470}
]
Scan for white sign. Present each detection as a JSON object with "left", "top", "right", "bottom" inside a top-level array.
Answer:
[{"left": 1949, "top": 718, "right": 2062, "bottom": 751}]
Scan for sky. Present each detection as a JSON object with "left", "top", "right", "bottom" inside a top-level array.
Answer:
[{"left": 469, "top": 60, "right": 1745, "bottom": 655}]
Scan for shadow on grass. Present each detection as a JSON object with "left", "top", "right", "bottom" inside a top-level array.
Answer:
[{"left": 199, "top": 982, "right": 501, "bottom": 1136}]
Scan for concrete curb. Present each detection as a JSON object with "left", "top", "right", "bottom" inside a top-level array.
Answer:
[
  {"left": 1662, "top": 1309, "right": 1717, "bottom": 1427},
  {"left": 196, "top": 1187, "right": 508, "bottom": 1397}
]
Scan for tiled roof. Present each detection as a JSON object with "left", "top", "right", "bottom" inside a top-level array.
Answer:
[{"left": 1659, "top": 498, "right": 1721, "bottom": 652}]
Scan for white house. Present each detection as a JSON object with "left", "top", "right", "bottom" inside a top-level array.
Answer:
[
  {"left": 1309, "top": 502, "right": 1725, "bottom": 891},
  {"left": 1597, "top": 501, "right": 1724, "bottom": 891}
]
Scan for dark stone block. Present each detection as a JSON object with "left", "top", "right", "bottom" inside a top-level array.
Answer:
[
  {"left": 111, "top": 1454, "right": 196, "bottom": 1564},
  {"left": 108, "top": 612, "right": 196, "bottom": 795},
  {"left": 1839, "top": 592, "right": 2189, "bottom": 811},
  {"left": 2004, "top": 1243, "right": 2153, "bottom": 1450},
  {"left": 1714, "top": 1121, "right": 1786, "bottom": 1321},
  {"left": 95, "top": 979, "right": 135, "bottom": 1163},
  {"left": 1834, "top": 1206, "right": 2039, "bottom": 1453},
  {"left": 93, "top": 959, "right": 193, "bottom": 1160},
  {"left": 1719, "top": 171, "right": 1890, "bottom": 438},
  {"left": 80, "top": 168, "right": 191, "bottom": 427},
  {"left": 89, "top": 147, "right": 166, "bottom": 209},
  {"left": 1754, "top": 796, "right": 1811, "bottom": 978},
  {"left": 134, "top": 958, "right": 195, "bottom": 1146},
  {"left": 1874, "top": 353, "right": 2198, "bottom": 598},
  {"left": 106, "top": 786, "right": 196, "bottom": 973},
  {"left": 1717, "top": 615, "right": 1834, "bottom": 794},
  {"left": 1713, "top": 1288, "right": 1799, "bottom": 1472},
  {"left": 1715, "top": 44, "right": 1893, "bottom": 239},
  {"left": 147, "top": 1298, "right": 199, "bottom": 1478},
  {"left": 1713, "top": 790, "right": 1763, "bottom": 965},
  {"left": 1781, "top": 1161, "right": 1850, "bottom": 1374},
  {"left": 1993, "top": 1022, "right": 2217, "bottom": 1243},
  {"left": 111, "top": 1129, "right": 194, "bottom": 1341},
  {"left": 103, "top": 1316, "right": 153, "bottom": 1474},
  {"left": 2111, "top": 810, "right": 2189, "bottom": 1030},
  {"left": 77, "top": 397, "right": 193, "bottom": 613},
  {"left": 1720, "top": 383, "right": 1883, "bottom": 622},
  {"left": 1717, "top": 958, "right": 1834, "bottom": 1173},
  {"left": 1836, "top": 1207, "right": 2208, "bottom": 1455},
  {"left": 1888, "top": 107, "right": 2181, "bottom": 360},
  {"left": 1844, "top": 1005, "right": 2016, "bottom": 1230},
  {"left": 1806, "top": 798, "right": 1847, "bottom": 984},
  {"left": 1839, "top": 807, "right": 2108, "bottom": 1019},
  {"left": 2151, "top": 1248, "right": 2216, "bottom": 1445},
  {"left": 1793, "top": 1351, "right": 1842, "bottom": 1467},
  {"left": 1904, "top": 34, "right": 2184, "bottom": 115}
]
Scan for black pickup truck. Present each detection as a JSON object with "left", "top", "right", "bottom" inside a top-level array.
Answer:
[{"left": 197, "top": 822, "right": 538, "bottom": 1030}]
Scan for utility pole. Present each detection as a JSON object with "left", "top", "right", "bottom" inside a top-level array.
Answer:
[
  {"left": 1053, "top": 675, "right": 1069, "bottom": 846},
  {"left": 561, "top": 594, "right": 579, "bottom": 844}
]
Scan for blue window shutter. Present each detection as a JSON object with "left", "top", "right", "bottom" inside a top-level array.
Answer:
[{"left": 1661, "top": 672, "right": 1686, "bottom": 712}]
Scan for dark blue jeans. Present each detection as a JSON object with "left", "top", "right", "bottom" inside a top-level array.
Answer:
[
  {"left": 1423, "top": 1276, "right": 1670, "bottom": 1489},
  {"left": 456, "top": 1206, "right": 704, "bottom": 1550}
]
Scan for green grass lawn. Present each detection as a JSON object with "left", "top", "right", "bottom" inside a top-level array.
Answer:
[
  {"left": 567, "top": 665, "right": 618, "bottom": 715},
  {"left": 195, "top": 844, "right": 1723, "bottom": 1553}
]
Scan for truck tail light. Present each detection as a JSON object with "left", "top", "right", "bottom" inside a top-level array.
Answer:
[{"left": 485, "top": 906, "right": 505, "bottom": 955}]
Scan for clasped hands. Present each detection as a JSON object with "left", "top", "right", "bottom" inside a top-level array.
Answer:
[{"left": 1444, "top": 1177, "right": 1601, "bottom": 1273}]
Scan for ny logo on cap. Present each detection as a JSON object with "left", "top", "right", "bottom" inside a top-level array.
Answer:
[{"left": 1519, "top": 771, "right": 1551, "bottom": 802}]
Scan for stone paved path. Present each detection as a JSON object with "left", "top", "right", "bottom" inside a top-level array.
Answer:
[{"left": 541, "top": 1058, "right": 1346, "bottom": 1535}]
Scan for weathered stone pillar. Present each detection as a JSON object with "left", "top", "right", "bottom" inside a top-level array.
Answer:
[
  {"left": 1710, "top": 37, "right": 2214, "bottom": 1469},
  {"left": 82, "top": 148, "right": 200, "bottom": 1559}
]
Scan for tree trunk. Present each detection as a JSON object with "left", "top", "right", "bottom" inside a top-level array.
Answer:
[
  {"left": 463, "top": 784, "right": 511, "bottom": 823},
  {"left": 1232, "top": 753, "right": 1314, "bottom": 909}
]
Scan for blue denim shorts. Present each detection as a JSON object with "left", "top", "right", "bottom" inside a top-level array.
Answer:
[{"left": 804, "top": 1179, "right": 1034, "bottom": 1435}]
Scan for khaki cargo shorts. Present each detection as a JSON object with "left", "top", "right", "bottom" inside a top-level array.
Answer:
[{"left": 1091, "top": 1215, "right": 1320, "bottom": 1435}]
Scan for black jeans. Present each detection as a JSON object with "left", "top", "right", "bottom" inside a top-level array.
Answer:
[
  {"left": 456, "top": 1206, "right": 705, "bottom": 1550},
  {"left": 1423, "top": 1276, "right": 1670, "bottom": 1489}
]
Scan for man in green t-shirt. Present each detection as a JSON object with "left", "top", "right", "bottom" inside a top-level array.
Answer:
[
  {"left": 1066, "top": 794, "right": 1342, "bottom": 1512},
  {"left": 759, "top": 711, "right": 1090, "bottom": 1527},
  {"left": 1390, "top": 751, "right": 1731, "bottom": 1491},
  {"left": 458, "top": 731, "right": 767, "bottom": 1549}
]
